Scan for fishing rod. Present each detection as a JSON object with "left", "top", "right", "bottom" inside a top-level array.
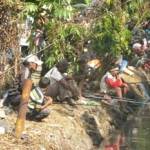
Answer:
[
  {"left": 0, "top": 43, "right": 52, "bottom": 78},
  {"left": 126, "top": 80, "right": 150, "bottom": 84},
  {"left": 53, "top": 101, "right": 102, "bottom": 106},
  {"left": 83, "top": 94, "right": 150, "bottom": 105},
  {"left": 51, "top": 94, "right": 150, "bottom": 107}
]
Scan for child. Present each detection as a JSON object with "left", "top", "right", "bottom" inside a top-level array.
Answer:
[{"left": 27, "top": 77, "right": 53, "bottom": 121}]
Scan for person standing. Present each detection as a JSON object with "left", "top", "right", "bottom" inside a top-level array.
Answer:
[
  {"left": 15, "top": 54, "right": 43, "bottom": 138},
  {"left": 21, "top": 54, "right": 43, "bottom": 86}
]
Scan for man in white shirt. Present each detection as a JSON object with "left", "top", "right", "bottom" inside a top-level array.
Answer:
[
  {"left": 45, "top": 59, "right": 79, "bottom": 105},
  {"left": 45, "top": 65, "right": 64, "bottom": 85}
]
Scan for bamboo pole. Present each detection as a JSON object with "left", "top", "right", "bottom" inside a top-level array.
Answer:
[{"left": 15, "top": 79, "right": 32, "bottom": 138}]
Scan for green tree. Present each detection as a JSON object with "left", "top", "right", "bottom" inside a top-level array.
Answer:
[{"left": 22, "top": 0, "right": 150, "bottom": 71}]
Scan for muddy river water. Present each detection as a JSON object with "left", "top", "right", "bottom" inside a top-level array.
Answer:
[
  {"left": 126, "top": 107, "right": 150, "bottom": 150},
  {"left": 103, "top": 104, "right": 150, "bottom": 150}
]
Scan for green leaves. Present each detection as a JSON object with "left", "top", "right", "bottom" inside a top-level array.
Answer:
[
  {"left": 91, "top": 11, "right": 131, "bottom": 57},
  {"left": 54, "top": 4, "right": 74, "bottom": 20},
  {"left": 44, "top": 21, "right": 86, "bottom": 67},
  {"left": 24, "top": 2, "right": 38, "bottom": 13},
  {"left": 84, "top": 0, "right": 92, "bottom": 5},
  {"left": 21, "top": 0, "right": 149, "bottom": 72},
  {"left": 106, "top": 0, "right": 112, "bottom": 6}
]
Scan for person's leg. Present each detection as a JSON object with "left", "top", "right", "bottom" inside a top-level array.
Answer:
[
  {"left": 114, "top": 87, "right": 125, "bottom": 109},
  {"left": 103, "top": 93, "right": 112, "bottom": 104},
  {"left": 46, "top": 83, "right": 59, "bottom": 98},
  {"left": 58, "top": 82, "right": 78, "bottom": 106},
  {"left": 27, "top": 109, "right": 50, "bottom": 121},
  {"left": 58, "top": 84, "right": 72, "bottom": 101},
  {"left": 78, "top": 79, "right": 86, "bottom": 99},
  {"left": 67, "top": 80, "right": 80, "bottom": 100},
  {"left": 122, "top": 86, "right": 128, "bottom": 96},
  {"left": 114, "top": 87, "right": 122, "bottom": 99},
  {"left": 34, "top": 109, "right": 50, "bottom": 120}
]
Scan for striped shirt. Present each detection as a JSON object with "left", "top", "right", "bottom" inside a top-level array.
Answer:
[{"left": 28, "top": 87, "right": 44, "bottom": 110}]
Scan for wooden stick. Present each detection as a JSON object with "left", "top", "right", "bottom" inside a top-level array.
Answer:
[{"left": 15, "top": 79, "right": 32, "bottom": 138}]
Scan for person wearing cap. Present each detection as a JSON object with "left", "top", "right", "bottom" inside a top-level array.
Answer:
[
  {"left": 21, "top": 54, "right": 43, "bottom": 86},
  {"left": 3, "top": 55, "right": 43, "bottom": 108},
  {"left": 132, "top": 37, "right": 149, "bottom": 55},
  {"left": 44, "top": 59, "right": 79, "bottom": 105},
  {"left": 100, "top": 68, "right": 128, "bottom": 104}
]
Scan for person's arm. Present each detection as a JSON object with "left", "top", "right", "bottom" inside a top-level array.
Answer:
[
  {"left": 59, "top": 78, "right": 78, "bottom": 97},
  {"left": 64, "top": 74, "right": 73, "bottom": 80},
  {"left": 40, "top": 96, "right": 53, "bottom": 110},
  {"left": 59, "top": 78, "right": 71, "bottom": 89}
]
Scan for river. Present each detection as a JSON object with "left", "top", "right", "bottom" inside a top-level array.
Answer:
[
  {"left": 103, "top": 104, "right": 150, "bottom": 150},
  {"left": 126, "top": 106, "right": 150, "bottom": 150}
]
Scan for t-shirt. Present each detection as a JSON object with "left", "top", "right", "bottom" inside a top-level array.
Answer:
[
  {"left": 100, "top": 72, "right": 123, "bottom": 93},
  {"left": 44, "top": 66, "right": 64, "bottom": 85},
  {"left": 21, "top": 66, "right": 30, "bottom": 81},
  {"left": 19, "top": 31, "right": 30, "bottom": 46},
  {"left": 105, "top": 75, "right": 123, "bottom": 88},
  {"left": 31, "top": 65, "right": 42, "bottom": 86},
  {"left": 28, "top": 87, "right": 44, "bottom": 110},
  {"left": 21, "top": 65, "right": 42, "bottom": 86},
  {"left": 100, "top": 72, "right": 112, "bottom": 93}
]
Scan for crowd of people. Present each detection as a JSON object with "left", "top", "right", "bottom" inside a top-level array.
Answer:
[
  {"left": 2, "top": 55, "right": 81, "bottom": 121},
  {"left": 100, "top": 20, "right": 150, "bottom": 109},
  {"left": 0, "top": 19, "right": 149, "bottom": 147},
  {"left": 1, "top": 20, "right": 150, "bottom": 122}
]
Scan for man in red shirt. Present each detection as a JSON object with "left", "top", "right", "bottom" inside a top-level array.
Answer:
[
  {"left": 105, "top": 69, "right": 128, "bottom": 99},
  {"left": 100, "top": 68, "right": 128, "bottom": 105}
]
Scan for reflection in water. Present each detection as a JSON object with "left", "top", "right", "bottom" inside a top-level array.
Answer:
[
  {"left": 102, "top": 81, "right": 150, "bottom": 150},
  {"left": 126, "top": 107, "right": 150, "bottom": 150},
  {"left": 103, "top": 107, "right": 150, "bottom": 150}
]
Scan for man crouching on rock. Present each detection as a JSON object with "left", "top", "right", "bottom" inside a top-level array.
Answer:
[
  {"left": 100, "top": 68, "right": 128, "bottom": 108},
  {"left": 27, "top": 77, "right": 53, "bottom": 121},
  {"left": 44, "top": 59, "right": 80, "bottom": 106}
]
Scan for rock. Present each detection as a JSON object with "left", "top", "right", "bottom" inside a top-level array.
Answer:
[
  {"left": 0, "top": 109, "right": 6, "bottom": 119},
  {"left": 0, "top": 99, "right": 5, "bottom": 108},
  {"left": 81, "top": 111, "right": 103, "bottom": 146},
  {"left": 39, "top": 145, "right": 46, "bottom": 150},
  {"left": 0, "top": 126, "right": 5, "bottom": 134},
  {"left": 3, "top": 106, "right": 14, "bottom": 115},
  {"left": 0, "top": 120, "right": 11, "bottom": 133}
]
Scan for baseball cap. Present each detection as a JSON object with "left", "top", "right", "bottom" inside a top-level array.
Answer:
[
  {"left": 25, "top": 54, "right": 43, "bottom": 65},
  {"left": 132, "top": 43, "right": 142, "bottom": 49}
]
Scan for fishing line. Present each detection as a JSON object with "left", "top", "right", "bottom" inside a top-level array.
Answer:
[
  {"left": 83, "top": 94, "right": 150, "bottom": 105},
  {"left": 0, "top": 43, "right": 52, "bottom": 78}
]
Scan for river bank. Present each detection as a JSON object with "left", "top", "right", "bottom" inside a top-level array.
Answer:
[{"left": 0, "top": 67, "right": 149, "bottom": 150}]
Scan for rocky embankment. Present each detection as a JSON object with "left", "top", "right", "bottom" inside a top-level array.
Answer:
[
  {"left": 0, "top": 102, "right": 114, "bottom": 150},
  {"left": 0, "top": 67, "right": 149, "bottom": 150}
]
